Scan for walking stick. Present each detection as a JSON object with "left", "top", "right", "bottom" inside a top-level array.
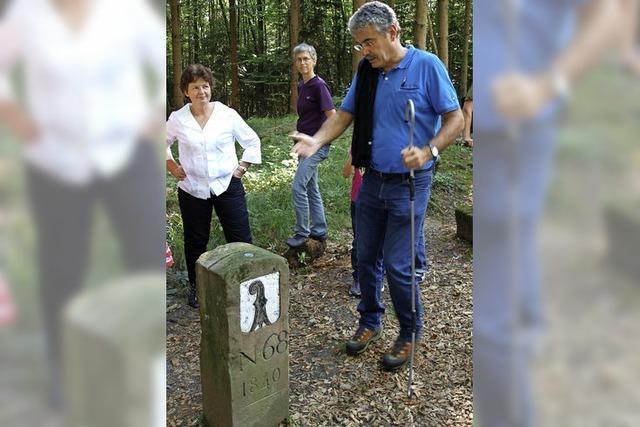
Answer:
[{"left": 404, "top": 99, "right": 417, "bottom": 399}]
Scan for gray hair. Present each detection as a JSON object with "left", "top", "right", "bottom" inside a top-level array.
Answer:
[
  {"left": 348, "top": 1, "right": 399, "bottom": 35},
  {"left": 292, "top": 43, "right": 317, "bottom": 61}
]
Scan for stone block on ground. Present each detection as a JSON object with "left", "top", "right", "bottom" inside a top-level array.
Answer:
[
  {"left": 197, "top": 243, "right": 290, "bottom": 427},
  {"left": 455, "top": 204, "right": 473, "bottom": 244},
  {"left": 604, "top": 202, "right": 640, "bottom": 280},
  {"left": 64, "top": 273, "right": 166, "bottom": 427}
]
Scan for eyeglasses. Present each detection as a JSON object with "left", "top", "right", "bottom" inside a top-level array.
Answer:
[{"left": 353, "top": 39, "right": 377, "bottom": 52}]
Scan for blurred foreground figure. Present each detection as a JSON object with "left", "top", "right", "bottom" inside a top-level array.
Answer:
[
  {"left": 0, "top": 0, "right": 165, "bottom": 425},
  {"left": 474, "top": 0, "right": 622, "bottom": 426}
]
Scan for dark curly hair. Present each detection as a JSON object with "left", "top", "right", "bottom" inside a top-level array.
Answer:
[{"left": 180, "top": 64, "right": 214, "bottom": 94}]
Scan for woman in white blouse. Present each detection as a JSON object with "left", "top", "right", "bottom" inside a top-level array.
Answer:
[{"left": 166, "top": 64, "right": 261, "bottom": 308}]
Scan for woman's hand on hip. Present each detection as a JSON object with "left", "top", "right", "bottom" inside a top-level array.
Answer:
[
  {"left": 168, "top": 163, "right": 187, "bottom": 180},
  {"left": 233, "top": 163, "right": 248, "bottom": 179}
]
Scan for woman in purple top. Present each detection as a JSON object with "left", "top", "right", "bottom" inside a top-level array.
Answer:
[{"left": 286, "top": 43, "right": 336, "bottom": 248}]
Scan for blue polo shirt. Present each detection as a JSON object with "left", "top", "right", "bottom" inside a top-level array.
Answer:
[
  {"left": 341, "top": 46, "right": 459, "bottom": 173},
  {"left": 474, "top": 0, "right": 588, "bottom": 130}
]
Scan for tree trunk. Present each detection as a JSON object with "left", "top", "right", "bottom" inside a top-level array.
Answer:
[
  {"left": 460, "top": 0, "right": 472, "bottom": 96},
  {"left": 414, "top": 0, "right": 427, "bottom": 50},
  {"left": 437, "top": 0, "right": 449, "bottom": 68},
  {"left": 192, "top": 0, "right": 200, "bottom": 64},
  {"left": 229, "top": 0, "right": 239, "bottom": 109},
  {"left": 169, "top": 0, "right": 183, "bottom": 110},
  {"left": 427, "top": 0, "right": 438, "bottom": 55},
  {"left": 352, "top": 0, "right": 366, "bottom": 75},
  {"left": 289, "top": 0, "right": 300, "bottom": 114}
]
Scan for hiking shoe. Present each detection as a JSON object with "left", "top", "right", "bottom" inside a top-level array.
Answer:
[
  {"left": 309, "top": 233, "right": 327, "bottom": 242},
  {"left": 345, "top": 326, "right": 382, "bottom": 356},
  {"left": 286, "top": 234, "right": 308, "bottom": 248},
  {"left": 349, "top": 281, "right": 361, "bottom": 297},
  {"left": 381, "top": 337, "right": 417, "bottom": 371}
]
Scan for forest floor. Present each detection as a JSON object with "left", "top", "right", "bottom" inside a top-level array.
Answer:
[
  {"left": 166, "top": 214, "right": 473, "bottom": 426},
  {"left": 165, "top": 119, "right": 474, "bottom": 426}
]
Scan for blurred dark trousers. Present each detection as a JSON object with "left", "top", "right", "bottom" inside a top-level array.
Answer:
[
  {"left": 26, "top": 142, "right": 165, "bottom": 406},
  {"left": 178, "top": 177, "right": 252, "bottom": 286}
]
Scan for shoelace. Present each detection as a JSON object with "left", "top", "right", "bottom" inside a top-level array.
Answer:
[{"left": 353, "top": 327, "right": 371, "bottom": 341}]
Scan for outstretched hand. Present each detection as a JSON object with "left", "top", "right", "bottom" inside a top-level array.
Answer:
[{"left": 290, "top": 132, "right": 321, "bottom": 159}]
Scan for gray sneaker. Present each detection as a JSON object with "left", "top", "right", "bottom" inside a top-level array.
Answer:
[{"left": 286, "top": 234, "right": 308, "bottom": 248}]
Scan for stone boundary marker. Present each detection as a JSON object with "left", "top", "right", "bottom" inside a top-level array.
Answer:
[
  {"left": 197, "top": 243, "right": 290, "bottom": 427},
  {"left": 64, "top": 273, "right": 166, "bottom": 427}
]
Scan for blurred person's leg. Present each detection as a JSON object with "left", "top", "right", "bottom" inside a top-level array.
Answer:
[
  {"left": 474, "top": 126, "right": 555, "bottom": 426},
  {"left": 26, "top": 166, "right": 94, "bottom": 409},
  {"left": 100, "top": 142, "right": 165, "bottom": 272}
]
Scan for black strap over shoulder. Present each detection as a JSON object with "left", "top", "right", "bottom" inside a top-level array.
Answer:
[{"left": 351, "top": 59, "right": 379, "bottom": 168}]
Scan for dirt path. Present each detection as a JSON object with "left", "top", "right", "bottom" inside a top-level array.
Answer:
[{"left": 166, "top": 217, "right": 472, "bottom": 426}]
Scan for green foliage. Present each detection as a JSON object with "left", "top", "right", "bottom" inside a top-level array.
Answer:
[
  {"left": 296, "top": 251, "right": 308, "bottom": 266},
  {"left": 165, "top": 115, "right": 353, "bottom": 269},
  {"left": 168, "top": 0, "right": 473, "bottom": 114},
  {"left": 165, "top": 116, "right": 473, "bottom": 272},
  {"left": 429, "top": 144, "right": 473, "bottom": 215}
]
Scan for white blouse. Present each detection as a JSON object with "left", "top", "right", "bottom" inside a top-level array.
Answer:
[
  {"left": 0, "top": 0, "right": 165, "bottom": 185},
  {"left": 166, "top": 102, "right": 261, "bottom": 199}
]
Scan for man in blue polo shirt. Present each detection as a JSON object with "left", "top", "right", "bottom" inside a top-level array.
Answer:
[{"left": 292, "top": 1, "right": 463, "bottom": 371}]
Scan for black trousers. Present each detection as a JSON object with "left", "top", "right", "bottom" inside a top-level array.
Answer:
[
  {"left": 27, "top": 142, "right": 165, "bottom": 406},
  {"left": 178, "top": 177, "right": 252, "bottom": 286}
]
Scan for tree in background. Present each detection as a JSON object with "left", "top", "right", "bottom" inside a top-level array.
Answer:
[
  {"left": 460, "top": 0, "right": 472, "bottom": 96},
  {"left": 169, "top": 0, "right": 184, "bottom": 109},
  {"left": 414, "top": 0, "right": 427, "bottom": 50},
  {"left": 167, "top": 0, "right": 472, "bottom": 115},
  {"left": 437, "top": 0, "right": 449, "bottom": 68},
  {"left": 289, "top": 0, "right": 300, "bottom": 114},
  {"left": 229, "top": 0, "right": 239, "bottom": 108}
]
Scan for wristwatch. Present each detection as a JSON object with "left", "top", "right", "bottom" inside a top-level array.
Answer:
[
  {"left": 428, "top": 142, "right": 440, "bottom": 162},
  {"left": 549, "top": 67, "right": 571, "bottom": 100}
]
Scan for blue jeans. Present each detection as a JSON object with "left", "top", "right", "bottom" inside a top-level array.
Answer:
[
  {"left": 350, "top": 201, "right": 384, "bottom": 283},
  {"left": 356, "top": 170, "right": 432, "bottom": 340},
  {"left": 292, "top": 144, "right": 330, "bottom": 237},
  {"left": 350, "top": 200, "right": 422, "bottom": 283}
]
